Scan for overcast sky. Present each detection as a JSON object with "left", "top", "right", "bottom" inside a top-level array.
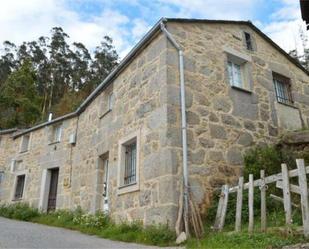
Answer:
[{"left": 0, "top": 0, "right": 307, "bottom": 58}]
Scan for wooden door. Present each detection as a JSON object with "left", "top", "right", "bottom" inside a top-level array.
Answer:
[{"left": 47, "top": 168, "right": 59, "bottom": 211}]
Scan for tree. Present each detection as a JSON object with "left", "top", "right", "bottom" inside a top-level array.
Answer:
[
  {"left": 0, "top": 60, "right": 42, "bottom": 129},
  {"left": 0, "top": 27, "right": 119, "bottom": 129}
]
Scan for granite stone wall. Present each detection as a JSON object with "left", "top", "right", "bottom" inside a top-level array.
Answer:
[
  {"left": 1, "top": 21, "right": 309, "bottom": 227},
  {"left": 165, "top": 21, "right": 309, "bottom": 212}
]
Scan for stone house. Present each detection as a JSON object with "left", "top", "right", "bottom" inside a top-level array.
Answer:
[{"left": 0, "top": 18, "right": 309, "bottom": 229}]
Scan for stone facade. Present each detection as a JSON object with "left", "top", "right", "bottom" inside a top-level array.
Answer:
[{"left": 0, "top": 19, "right": 309, "bottom": 228}]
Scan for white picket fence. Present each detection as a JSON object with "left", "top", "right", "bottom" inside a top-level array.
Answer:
[{"left": 213, "top": 159, "right": 309, "bottom": 237}]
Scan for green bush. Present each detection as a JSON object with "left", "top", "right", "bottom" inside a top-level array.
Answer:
[
  {"left": 0, "top": 203, "right": 175, "bottom": 246},
  {"left": 207, "top": 145, "right": 305, "bottom": 228},
  {"left": 0, "top": 203, "right": 39, "bottom": 221}
]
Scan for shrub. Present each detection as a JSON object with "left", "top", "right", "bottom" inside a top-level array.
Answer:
[
  {"left": 207, "top": 145, "right": 305, "bottom": 228},
  {"left": 0, "top": 203, "right": 39, "bottom": 221}
]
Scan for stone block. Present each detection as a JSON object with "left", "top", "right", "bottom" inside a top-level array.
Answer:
[
  {"left": 212, "top": 96, "right": 232, "bottom": 113},
  {"left": 237, "top": 132, "right": 253, "bottom": 146},
  {"left": 229, "top": 89, "right": 259, "bottom": 120},
  {"left": 221, "top": 114, "right": 241, "bottom": 127},
  {"left": 226, "top": 147, "right": 243, "bottom": 165},
  {"left": 139, "top": 190, "right": 151, "bottom": 207},
  {"left": 188, "top": 150, "right": 205, "bottom": 165},
  {"left": 143, "top": 149, "right": 179, "bottom": 180},
  {"left": 209, "top": 113, "right": 219, "bottom": 122},
  {"left": 145, "top": 205, "right": 178, "bottom": 227},
  {"left": 244, "top": 120, "right": 256, "bottom": 131},
  {"left": 199, "top": 138, "right": 214, "bottom": 148},
  {"left": 210, "top": 124, "right": 227, "bottom": 139},
  {"left": 208, "top": 150, "right": 224, "bottom": 161},
  {"left": 159, "top": 177, "right": 178, "bottom": 204},
  {"left": 187, "top": 111, "right": 200, "bottom": 125}
]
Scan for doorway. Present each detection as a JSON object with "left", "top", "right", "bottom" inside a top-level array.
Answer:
[
  {"left": 47, "top": 168, "right": 59, "bottom": 211},
  {"left": 95, "top": 154, "right": 109, "bottom": 213}
]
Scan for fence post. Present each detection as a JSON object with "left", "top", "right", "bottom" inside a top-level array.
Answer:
[
  {"left": 248, "top": 174, "right": 254, "bottom": 234},
  {"left": 296, "top": 159, "right": 309, "bottom": 237},
  {"left": 235, "top": 176, "right": 243, "bottom": 232},
  {"left": 281, "top": 163, "right": 292, "bottom": 226},
  {"left": 260, "top": 170, "right": 267, "bottom": 232},
  {"left": 214, "top": 184, "right": 229, "bottom": 231}
]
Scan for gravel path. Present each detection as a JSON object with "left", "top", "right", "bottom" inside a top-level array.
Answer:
[{"left": 0, "top": 217, "right": 176, "bottom": 249}]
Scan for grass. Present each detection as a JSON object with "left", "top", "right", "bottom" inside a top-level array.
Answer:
[
  {"left": 2, "top": 203, "right": 309, "bottom": 248},
  {"left": 0, "top": 203, "right": 176, "bottom": 247},
  {"left": 187, "top": 230, "right": 306, "bottom": 249}
]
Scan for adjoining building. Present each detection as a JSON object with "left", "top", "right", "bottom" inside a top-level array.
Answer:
[{"left": 1, "top": 18, "right": 309, "bottom": 229}]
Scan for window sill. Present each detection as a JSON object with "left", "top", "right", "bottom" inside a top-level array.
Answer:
[
  {"left": 19, "top": 150, "right": 29, "bottom": 155},
  {"left": 99, "top": 109, "right": 111, "bottom": 119},
  {"left": 231, "top": 85, "right": 252, "bottom": 94},
  {"left": 117, "top": 182, "right": 139, "bottom": 195},
  {"left": 276, "top": 101, "right": 298, "bottom": 109},
  {"left": 48, "top": 141, "right": 60, "bottom": 146},
  {"left": 12, "top": 198, "right": 23, "bottom": 202}
]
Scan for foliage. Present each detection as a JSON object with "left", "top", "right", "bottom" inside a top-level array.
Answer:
[
  {"left": 0, "top": 60, "right": 42, "bottom": 128},
  {"left": 243, "top": 145, "right": 282, "bottom": 181},
  {"left": 207, "top": 145, "right": 307, "bottom": 227},
  {"left": 0, "top": 203, "right": 39, "bottom": 221},
  {"left": 187, "top": 229, "right": 306, "bottom": 249},
  {"left": 0, "top": 203, "right": 175, "bottom": 246},
  {"left": 289, "top": 27, "right": 309, "bottom": 71},
  {"left": 0, "top": 27, "right": 118, "bottom": 129}
]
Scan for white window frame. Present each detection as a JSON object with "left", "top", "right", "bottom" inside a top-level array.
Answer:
[
  {"left": 224, "top": 47, "right": 252, "bottom": 92},
  {"left": 50, "top": 124, "right": 62, "bottom": 144},
  {"left": 11, "top": 170, "right": 27, "bottom": 201},
  {"left": 228, "top": 61, "right": 243, "bottom": 88},
  {"left": 20, "top": 134, "right": 31, "bottom": 153},
  {"left": 108, "top": 92, "right": 114, "bottom": 111},
  {"left": 273, "top": 73, "right": 293, "bottom": 106},
  {"left": 117, "top": 130, "right": 140, "bottom": 195}
]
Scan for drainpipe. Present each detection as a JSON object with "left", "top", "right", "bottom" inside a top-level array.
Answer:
[{"left": 160, "top": 21, "right": 189, "bottom": 235}]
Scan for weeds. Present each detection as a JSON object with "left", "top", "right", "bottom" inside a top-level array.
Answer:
[{"left": 0, "top": 203, "right": 175, "bottom": 246}]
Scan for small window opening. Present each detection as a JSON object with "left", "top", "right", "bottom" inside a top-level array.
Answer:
[
  {"left": 14, "top": 174, "right": 25, "bottom": 200},
  {"left": 273, "top": 73, "right": 293, "bottom": 105},
  {"left": 244, "top": 32, "right": 253, "bottom": 51},
  {"left": 124, "top": 141, "right": 137, "bottom": 185},
  {"left": 20, "top": 134, "right": 30, "bottom": 153}
]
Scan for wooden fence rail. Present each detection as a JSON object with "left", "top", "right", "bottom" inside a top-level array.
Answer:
[{"left": 213, "top": 159, "right": 309, "bottom": 237}]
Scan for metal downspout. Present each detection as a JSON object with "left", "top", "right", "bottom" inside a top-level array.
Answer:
[{"left": 160, "top": 21, "right": 189, "bottom": 235}]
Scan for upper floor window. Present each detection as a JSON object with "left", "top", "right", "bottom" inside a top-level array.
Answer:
[
  {"left": 273, "top": 73, "right": 293, "bottom": 105},
  {"left": 14, "top": 174, "right": 25, "bottom": 200},
  {"left": 244, "top": 32, "right": 253, "bottom": 51},
  {"left": 20, "top": 134, "right": 30, "bottom": 153},
  {"left": 108, "top": 92, "right": 114, "bottom": 111},
  {"left": 50, "top": 124, "right": 62, "bottom": 143},
  {"left": 228, "top": 61, "right": 243, "bottom": 88}
]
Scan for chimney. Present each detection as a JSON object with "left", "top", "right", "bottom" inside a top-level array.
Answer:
[{"left": 48, "top": 113, "right": 53, "bottom": 122}]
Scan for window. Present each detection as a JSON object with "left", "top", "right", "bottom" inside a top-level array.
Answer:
[
  {"left": 244, "top": 32, "right": 253, "bottom": 51},
  {"left": 108, "top": 92, "right": 114, "bottom": 111},
  {"left": 225, "top": 48, "right": 252, "bottom": 92},
  {"left": 14, "top": 174, "right": 25, "bottom": 200},
  {"left": 20, "top": 134, "right": 30, "bottom": 153},
  {"left": 273, "top": 73, "right": 293, "bottom": 105},
  {"left": 124, "top": 142, "right": 137, "bottom": 185},
  {"left": 228, "top": 61, "right": 243, "bottom": 88},
  {"left": 118, "top": 131, "right": 140, "bottom": 194},
  {"left": 50, "top": 124, "right": 62, "bottom": 143}
]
